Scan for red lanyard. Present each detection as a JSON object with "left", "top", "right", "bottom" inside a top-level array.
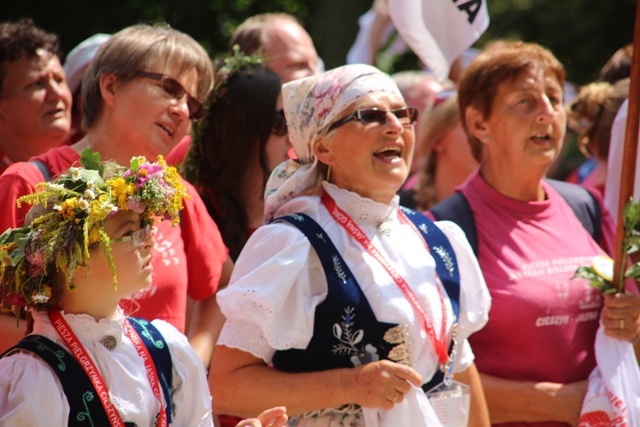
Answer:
[
  {"left": 49, "top": 310, "right": 168, "bottom": 427},
  {"left": 322, "top": 192, "right": 449, "bottom": 364}
]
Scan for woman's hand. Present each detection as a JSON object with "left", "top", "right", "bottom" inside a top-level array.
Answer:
[
  {"left": 347, "top": 360, "right": 422, "bottom": 409},
  {"left": 601, "top": 292, "right": 640, "bottom": 343},
  {"left": 212, "top": 346, "right": 422, "bottom": 416},
  {"left": 234, "top": 406, "right": 288, "bottom": 427},
  {"left": 548, "top": 380, "right": 589, "bottom": 426}
]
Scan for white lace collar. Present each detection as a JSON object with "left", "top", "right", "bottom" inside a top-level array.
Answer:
[
  {"left": 32, "top": 308, "right": 128, "bottom": 349},
  {"left": 322, "top": 182, "right": 399, "bottom": 228}
]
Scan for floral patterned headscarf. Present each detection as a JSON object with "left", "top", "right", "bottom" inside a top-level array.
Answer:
[{"left": 264, "top": 64, "right": 403, "bottom": 222}]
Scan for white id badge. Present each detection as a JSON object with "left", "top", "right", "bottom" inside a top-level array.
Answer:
[{"left": 426, "top": 380, "right": 470, "bottom": 427}]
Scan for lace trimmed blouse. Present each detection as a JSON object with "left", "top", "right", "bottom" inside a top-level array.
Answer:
[{"left": 218, "top": 181, "right": 490, "bottom": 386}]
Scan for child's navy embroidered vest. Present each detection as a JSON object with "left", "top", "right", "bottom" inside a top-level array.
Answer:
[
  {"left": 271, "top": 208, "right": 460, "bottom": 391},
  {"left": 0, "top": 317, "right": 173, "bottom": 426}
]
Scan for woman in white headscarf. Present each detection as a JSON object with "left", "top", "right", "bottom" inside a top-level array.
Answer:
[{"left": 209, "top": 64, "right": 491, "bottom": 427}]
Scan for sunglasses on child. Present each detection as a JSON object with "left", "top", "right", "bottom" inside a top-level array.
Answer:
[
  {"left": 328, "top": 107, "right": 418, "bottom": 132},
  {"left": 135, "top": 71, "right": 205, "bottom": 121},
  {"left": 110, "top": 225, "right": 153, "bottom": 248},
  {"left": 272, "top": 109, "right": 288, "bottom": 137}
]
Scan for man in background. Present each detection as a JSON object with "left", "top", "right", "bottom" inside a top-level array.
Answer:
[
  {"left": 230, "top": 13, "right": 321, "bottom": 83},
  {"left": 0, "top": 19, "right": 71, "bottom": 174}
]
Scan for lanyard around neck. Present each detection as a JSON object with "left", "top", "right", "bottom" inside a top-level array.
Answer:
[
  {"left": 49, "top": 310, "right": 168, "bottom": 427},
  {"left": 321, "top": 192, "right": 450, "bottom": 364}
]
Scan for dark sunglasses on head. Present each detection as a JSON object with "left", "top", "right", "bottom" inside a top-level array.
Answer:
[
  {"left": 135, "top": 71, "right": 205, "bottom": 121},
  {"left": 272, "top": 109, "right": 288, "bottom": 137},
  {"left": 328, "top": 107, "right": 418, "bottom": 132}
]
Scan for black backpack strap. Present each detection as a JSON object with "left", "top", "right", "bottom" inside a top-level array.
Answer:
[
  {"left": 429, "top": 181, "right": 603, "bottom": 255},
  {"left": 29, "top": 160, "right": 52, "bottom": 182},
  {"left": 429, "top": 192, "right": 478, "bottom": 256},
  {"left": 546, "top": 179, "right": 602, "bottom": 243},
  {"left": 1, "top": 335, "right": 111, "bottom": 426},
  {"left": 128, "top": 317, "right": 174, "bottom": 423},
  {"left": 400, "top": 207, "right": 461, "bottom": 321}
]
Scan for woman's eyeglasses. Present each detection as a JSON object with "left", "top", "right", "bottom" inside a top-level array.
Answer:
[
  {"left": 328, "top": 107, "right": 418, "bottom": 132},
  {"left": 111, "top": 225, "right": 153, "bottom": 248},
  {"left": 272, "top": 109, "right": 288, "bottom": 137},
  {"left": 135, "top": 71, "right": 205, "bottom": 121}
]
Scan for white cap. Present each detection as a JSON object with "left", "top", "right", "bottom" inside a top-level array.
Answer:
[{"left": 63, "top": 33, "right": 111, "bottom": 95}]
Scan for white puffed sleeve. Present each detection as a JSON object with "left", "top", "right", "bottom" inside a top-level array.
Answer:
[
  {"left": 437, "top": 219, "right": 491, "bottom": 372},
  {"left": 0, "top": 352, "right": 69, "bottom": 426},
  {"left": 152, "top": 320, "right": 213, "bottom": 427},
  {"left": 216, "top": 221, "right": 328, "bottom": 362}
]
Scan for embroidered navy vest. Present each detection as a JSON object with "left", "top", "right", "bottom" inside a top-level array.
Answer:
[
  {"left": 0, "top": 317, "right": 173, "bottom": 426},
  {"left": 271, "top": 208, "right": 460, "bottom": 391}
]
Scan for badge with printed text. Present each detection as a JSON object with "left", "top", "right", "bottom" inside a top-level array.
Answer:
[{"left": 426, "top": 380, "right": 470, "bottom": 427}]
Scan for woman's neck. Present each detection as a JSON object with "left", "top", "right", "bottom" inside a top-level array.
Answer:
[
  {"left": 71, "top": 122, "right": 139, "bottom": 165},
  {"left": 480, "top": 163, "right": 547, "bottom": 201}
]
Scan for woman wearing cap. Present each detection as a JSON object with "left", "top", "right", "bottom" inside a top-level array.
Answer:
[
  {"left": 209, "top": 64, "right": 491, "bottom": 426},
  {"left": 62, "top": 32, "right": 111, "bottom": 145},
  {"left": 0, "top": 154, "right": 288, "bottom": 427}
]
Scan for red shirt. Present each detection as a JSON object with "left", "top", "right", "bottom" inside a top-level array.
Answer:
[{"left": 0, "top": 146, "right": 228, "bottom": 332}]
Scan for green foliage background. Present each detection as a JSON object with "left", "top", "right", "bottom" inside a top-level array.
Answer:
[{"left": 0, "top": 0, "right": 635, "bottom": 85}]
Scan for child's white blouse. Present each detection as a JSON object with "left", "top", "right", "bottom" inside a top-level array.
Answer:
[{"left": 0, "top": 308, "right": 213, "bottom": 426}]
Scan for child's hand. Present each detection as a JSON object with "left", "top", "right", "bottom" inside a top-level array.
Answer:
[{"left": 234, "top": 406, "right": 288, "bottom": 427}]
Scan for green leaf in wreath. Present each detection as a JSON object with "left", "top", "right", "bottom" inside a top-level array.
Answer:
[{"left": 79, "top": 148, "right": 102, "bottom": 174}]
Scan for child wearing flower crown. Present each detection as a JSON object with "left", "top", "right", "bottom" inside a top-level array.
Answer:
[{"left": 0, "top": 150, "right": 287, "bottom": 427}]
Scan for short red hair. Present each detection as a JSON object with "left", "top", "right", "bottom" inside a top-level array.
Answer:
[{"left": 458, "top": 41, "right": 566, "bottom": 161}]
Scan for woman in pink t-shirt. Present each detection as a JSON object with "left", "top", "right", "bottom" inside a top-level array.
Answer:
[{"left": 432, "top": 41, "right": 640, "bottom": 426}]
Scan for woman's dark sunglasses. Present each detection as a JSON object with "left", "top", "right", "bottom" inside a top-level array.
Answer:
[
  {"left": 272, "top": 109, "right": 288, "bottom": 137},
  {"left": 135, "top": 71, "right": 205, "bottom": 121},
  {"left": 328, "top": 107, "right": 418, "bottom": 132}
]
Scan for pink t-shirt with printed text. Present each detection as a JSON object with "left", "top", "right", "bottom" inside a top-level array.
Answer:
[{"left": 459, "top": 171, "right": 616, "bottom": 427}]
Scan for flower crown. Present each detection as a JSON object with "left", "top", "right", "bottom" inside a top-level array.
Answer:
[
  {"left": 211, "top": 44, "right": 265, "bottom": 101},
  {"left": 183, "top": 45, "right": 265, "bottom": 183},
  {"left": 0, "top": 149, "right": 188, "bottom": 313}
]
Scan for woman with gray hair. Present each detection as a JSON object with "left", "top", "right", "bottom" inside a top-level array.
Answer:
[{"left": 210, "top": 64, "right": 491, "bottom": 426}]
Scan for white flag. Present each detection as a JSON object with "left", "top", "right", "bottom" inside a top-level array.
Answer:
[
  {"left": 388, "top": 0, "right": 489, "bottom": 81},
  {"left": 578, "top": 327, "right": 640, "bottom": 426}
]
